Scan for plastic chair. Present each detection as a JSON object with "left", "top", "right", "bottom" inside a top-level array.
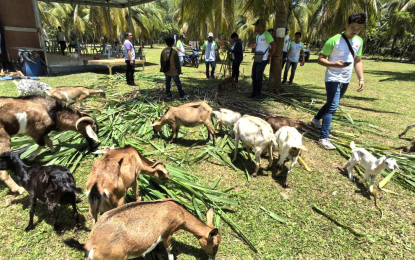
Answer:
[
  {"left": 103, "top": 45, "right": 112, "bottom": 58},
  {"left": 112, "top": 46, "right": 122, "bottom": 58}
]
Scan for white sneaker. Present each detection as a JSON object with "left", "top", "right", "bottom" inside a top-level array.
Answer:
[
  {"left": 318, "top": 138, "right": 336, "bottom": 150},
  {"left": 311, "top": 117, "right": 322, "bottom": 129}
]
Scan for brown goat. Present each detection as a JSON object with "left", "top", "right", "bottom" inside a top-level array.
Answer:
[
  {"left": 0, "top": 96, "right": 99, "bottom": 194},
  {"left": 266, "top": 116, "right": 309, "bottom": 133},
  {"left": 217, "top": 76, "right": 236, "bottom": 90},
  {"left": 47, "top": 87, "right": 105, "bottom": 108},
  {"left": 151, "top": 101, "right": 216, "bottom": 146},
  {"left": 86, "top": 145, "right": 171, "bottom": 224},
  {"left": 64, "top": 199, "right": 221, "bottom": 260}
]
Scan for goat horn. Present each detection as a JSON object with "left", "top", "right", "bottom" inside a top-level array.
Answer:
[
  {"left": 151, "top": 161, "right": 162, "bottom": 168},
  {"left": 75, "top": 117, "right": 95, "bottom": 130}
]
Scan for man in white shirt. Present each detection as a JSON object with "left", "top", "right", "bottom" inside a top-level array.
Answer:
[
  {"left": 56, "top": 26, "right": 66, "bottom": 56},
  {"left": 282, "top": 32, "right": 305, "bottom": 85},
  {"left": 312, "top": 13, "right": 366, "bottom": 150},
  {"left": 282, "top": 28, "right": 290, "bottom": 70},
  {"left": 176, "top": 34, "right": 190, "bottom": 74},
  {"left": 250, "top": 19, "right": 277, "bottom": 100},
  {"left": 201, "top": 32, "right": 219, "bottom": 79}
]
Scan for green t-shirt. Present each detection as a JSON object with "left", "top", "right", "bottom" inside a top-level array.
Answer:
[{"left": 321, "top": 33, "right": 363, "bottom": 83}]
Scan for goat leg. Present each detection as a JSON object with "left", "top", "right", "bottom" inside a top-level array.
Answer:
[
  {"left": 232, "top": 136, "right": 239, "bottom": 163},
  {"left": 205, "top": 121, "right": 216, "bottom": 146},
  {"left": 163, "top": 235, "right": 174, "bottom": 260},
  {"left": 266, "top": 143, "right": 273, "bottom": 170},
  {"left": 0, "top": 171, "right": 25, "bottom": 194},
  {"left": 369, "top": 175, "right": 376, "bottom": 193},
  {"left": 44, "top": 135, "right": 56, "bottom": 153},
  {"left": 132, "top": 179, "right": 140, "bottom": 201},
  {"left": 25, "top": 196, "right": 37, "bottom": 232},
  {"left": 285, "top": 157, "right": 298, "bottom": 187},
  {"left": 72, "top": 196, "right": 80, "bottom": 225},
  {"left": 253, "top": 149, "right": 262, "bottom": 177},
  {"left": 47, "top": 201, "right": 59, "bottom": 229},
  {"left": 399, "top": 123, "right": 415, "bottom": 138}
]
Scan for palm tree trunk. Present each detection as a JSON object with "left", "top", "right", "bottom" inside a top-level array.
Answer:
[
  {"left": 391, "top": 34, "right": 398, "bottom": 57},
  {"left": 410, "top": 45, "right": 415, "bottom": 62},
  {"left": 269, "top": 1, "right": 288, "bottom": 93}
]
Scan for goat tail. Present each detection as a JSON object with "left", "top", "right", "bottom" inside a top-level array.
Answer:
[
  {"left": 64, "top": 239, "right": 89, "bottom": 257},
  {"left": 350, "top": 141, "right": 356, "bottom": 150},
  {"left": 88, "top": 183, "right": 100, "bottom": 204}
]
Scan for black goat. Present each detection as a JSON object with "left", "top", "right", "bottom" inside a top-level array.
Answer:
[{"left": 0, "top": 148, "right": 82, "bottom": 231}]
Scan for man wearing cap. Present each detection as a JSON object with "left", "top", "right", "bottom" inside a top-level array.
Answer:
[
  {"left": 176, "top": 34, "right": 190, "bottom": 74},
  {"left": 201, "top": 32, "right": 219, "bottom": 80},
  {"left": 250, "top": 19, "right": 276, "bottom": 100}
]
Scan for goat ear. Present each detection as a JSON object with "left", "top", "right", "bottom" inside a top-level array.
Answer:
[
  {"left": 110, "top": 144, "right": 115, "bottom": 150},
  {"left": 151, "top": 161, "right": 162, "bottom": 168},
  {"left": 118, "top": 158, "right": 124, "bottom": 167},
  {"left": 208, "top": 228, "right": 219, "bottom": 239},
  {"left": 17, "top": 146, "right": 31, "bottom": 156},
  {"left": 299, "top": 145, "right": 308, "bottom": 152},
  {"left": 86, "top": 125, "right": 99, "bottom": 142},
  {"left": 92, "top": 149, "right": 107, "bottom": 155},
  {"left": 206, "top": 208, "right": 214, "bottom": 227}
]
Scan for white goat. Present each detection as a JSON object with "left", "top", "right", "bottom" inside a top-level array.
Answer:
[
  {"left": 212, "top": 108, "right": 241, "bottom": 130},
  {"left": 13, "top": 79, "right": 52, "bottom": 96},
  {"left": 274, "top": 126, "right": 307, "bottom": 187},
  {"left": 232, "top": 115, "right": 277, "bottom": 177},
  {"left": 345, "top": 141, "right": 400, "bottom": 193}
]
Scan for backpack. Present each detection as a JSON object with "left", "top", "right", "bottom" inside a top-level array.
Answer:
[{"left": 160, "top": 48, "right": 173, "bottom": 73}]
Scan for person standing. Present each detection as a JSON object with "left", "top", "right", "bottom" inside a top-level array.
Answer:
[
  {"left": 201, "top": 32, "right": 219, "bottom": 80},
  {"left": 282, "top": 32, "right": 305, "bottom": 85},
  {"left": 250, "top": 19, "right": 276, "bottom": 100},
  {"left": 176, "top": 34, "right": 189, "bottom": 74},
  {"left": 124, "top": 31, "right": 137, "bottom": 86},
  {"left": 282, "top": 28, "right": 291, "bottom": 70},
  {"left": 68, "top": 35, "right": 79, "bottom": 53},
  {"left": 160, "top": 37, "right": 189, "bottom": 100},
  {"left": 56, "top": 26, "right": 66, "bottom": 56},
  {"left": 230, "top": 32, "right": 243, "bottom": 83},
  {"left": 312, "top": 12, "right": 366, "bottom": 149}
]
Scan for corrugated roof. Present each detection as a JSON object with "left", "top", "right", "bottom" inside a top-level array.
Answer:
[{"left": 39, "top": 0, "right": 155, "bottom": 8}]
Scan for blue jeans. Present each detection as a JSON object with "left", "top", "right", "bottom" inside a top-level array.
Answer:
[
  {"left": 166, "top": 75, "right": 185, "bottom": 97},
  {"left": 205, "top": 61, "right": 216, "bottom": 78},
  {"left": 283, "top": 61, "right": 298, "bottom": 83},
  {"left": 179, "top": 56, "right": 184, "bottom": 68},
  {"left": 251, "top": 60, "right": 268, "bottom": 98},
  {"left": 315, "top": 82, "right": 349, "bottom": 139}
]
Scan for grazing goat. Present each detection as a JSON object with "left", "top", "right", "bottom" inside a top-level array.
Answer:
[
  {"left": 0, "top": 96, "right": 99, "bottom": 194},
  {"left": 13, "top": 79, "right": 51, "bottom": 96},
  {"left": 47, "top": 87, "right": 106, "bottom": 108},
  {"left": 232, "top": 115, "right": 277, "bottom": 177},
  {"left": 212, "top": 108, "right": 241, "bottom": 131},
  {"left": 217, "top": 76, "right": 236, "bottom": 90},
  {"left": 345, "top": 141, "right": 400, "bottom": 193},
  {"left": 65, "top": 199, "right": 221, "bottom": 260},
  {"left": 399, "top": 123, "right": 415, "bottom": 152},
  {"left": 0, "top": 148, "right": 82, "bottom": 231},
  {"left": 266, "top": 116, "right": 309, "bottom": 133},
  {"left": 151, "top": 101, "right": 216, "bottom": 146},
  {"left": 86, "top": 145, "right": 171, "bottom": 224},
  {"left": 274, "top": 126, "right": 307, "bottom": 187}
]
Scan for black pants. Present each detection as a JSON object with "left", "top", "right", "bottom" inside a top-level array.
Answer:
[
  {"left": 205, "top": 61, "right": 216, "bottom": 78},
  {"left": 251, "top": 60, "right": 268, "bottom": 98},
  {"left": 283, "top": 61, "right": 298, "bottom": 83},
  {"left": 58, "top": 41, "right": 66, "bottom": 56},
  {"left": 282, "top": 51, "right": 288, "bottom": 70},
  {"left": 232, "top": 60, "right": 242, "bottom": 83},
  {"left": 125, "top": 60, "right": 135, "bottom": 84}
]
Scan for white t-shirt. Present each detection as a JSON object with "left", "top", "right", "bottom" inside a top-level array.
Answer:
[
  {"left": 321, "top": 34, "right": 363, "bottom": 83},
  {"left": 287, "top": 41, "right": 304, "bottom": 62},
  {"left": 57, "top": 31, "right": 66, "bottom": 41},
  {"left": 283, "top": 34, "right": 291, "bottom": 52},
  {"left": 176, "top": 40, "right": 185, "bottom": 57},
  {"left": 255, "top": 31, "right": 274, "bottom": 61},
  {"left": 202, "top": 41, "right": 218, "bottom": 62}
]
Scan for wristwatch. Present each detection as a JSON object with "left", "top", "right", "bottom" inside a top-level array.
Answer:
[{"left": 359, "top": 79, "right": 365, "bottom": 82}]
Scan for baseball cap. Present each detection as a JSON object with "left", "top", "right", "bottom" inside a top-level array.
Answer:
[
  {"left": 208, "top": 32, "right": 214, "bottom": 38},
  {"left": 180, "top": 34, "right": 186, "bottom": 39},
  {"left": 252, "top": 19, "right": 266, "bottom": 27}
]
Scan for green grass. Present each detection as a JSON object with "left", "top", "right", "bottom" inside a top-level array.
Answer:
[{"left": 1, "top": 48, "right": 415, "bottom": 259}]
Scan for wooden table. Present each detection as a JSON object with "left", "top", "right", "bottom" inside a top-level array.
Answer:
[{"left": 83, "top": 58, "right": 145, "bottom": 75}]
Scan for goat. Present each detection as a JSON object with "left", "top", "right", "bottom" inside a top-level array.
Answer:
[
  {"left": 64, "top": 199, "right": 221, "bottom": 260},
  {"left": 399, "top": 123, "right": 415, "bottom": 152},
  {"left": 345, "top": 141, "right": 400, "bottom": 193},
  {"left": 13, "top": 79, "right": 52, "bottom": 96},
  {"left": 0, "top": 96, "right": 99, "bottom": 194},
  {"left": 274, "top": 126, "right": 307, "bottom": 187},
  {"left": 217, "top": 76, "right": 236, "bottom": 90},
  {"left": 212, "top": 108, "right": 241, "bottom": 131},
  {"left": 232, "top": 115, "right": 277, "bottom": 177},
  {"left": 266, "top": 116, "right": 309, "bottom": 133},
  {"left": 86, "top": 145, "right": 171, "bottom": 224},
  {"left": 47, "top": 87, "right": 106, "bottom": 108},
  {"left": 0, "top": 148, "right": 82, "bottom": 231},
  {"left": 151, "top": 101, "right": 216, "bottom": 146}
]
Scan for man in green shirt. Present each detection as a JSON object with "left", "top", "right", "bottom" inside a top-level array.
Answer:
[
  {"left": 250, "top": 19, "right": 276, "bottom": 100},
  {"left": 312, "top": 13, "right": 366, "bottom": 150},
  {"left": 201, "top": 32, "right": 219, "bottom": 79}
]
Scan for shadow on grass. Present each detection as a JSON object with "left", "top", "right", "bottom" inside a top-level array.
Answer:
[
  {"left": 10, "top": 195, "right": 88, "bottom": 233},
  {"left": 365, "top": 70, "right": 415, "bottom": 82},
  {"left": 337, "top": 167, "right": 372, "bottom": 200}
]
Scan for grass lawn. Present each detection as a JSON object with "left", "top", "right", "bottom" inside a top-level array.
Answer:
[{"left": 0, "top": 48, "right": 414, "bottom": 260}]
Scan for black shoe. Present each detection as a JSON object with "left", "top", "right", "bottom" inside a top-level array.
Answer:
[
  {"left": 128, "top": 82, "right": 138, "bottom": 86},
  {"left": 248, "top": 93, "right": 255, "bottom": 98},
  {"left": 180, "top": 94, "right": 189, "bottom": 100},
  {"left": 281, "top": 80, "right": 286, "bottom": 85},
  {"left": 211, "top": 75, "right": 215, "bottom": 79},
  {"left": 253, "top": 96, "right": 263, "bottom": 101},
  {"left": 166, "top": 93, "right": 173, "bottom": 100},
  {"left": 289, "top": 82, "right": 293, "bottom": 86}
]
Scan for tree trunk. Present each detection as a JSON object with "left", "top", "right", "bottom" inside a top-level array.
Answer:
[
  {"left": 269, "top": 1, "right": 288, "bottom": 93},
  {"left": 391, "top": 34, "right": 398, "bottom": 57},
  {"left": 410, "top": 45, "right": 415, "bottom": 62}
]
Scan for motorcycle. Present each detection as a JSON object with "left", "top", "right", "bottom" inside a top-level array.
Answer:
[{"left": 183, "top": 47, "right": 200, "bottom": 68}]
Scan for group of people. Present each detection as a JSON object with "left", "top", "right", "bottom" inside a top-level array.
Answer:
[
  {"left": 55, "top": 26, "right": 80, "bottom": 56},
  {"left": 122, "top": 12, "right": 366, "bottom": 150}
]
